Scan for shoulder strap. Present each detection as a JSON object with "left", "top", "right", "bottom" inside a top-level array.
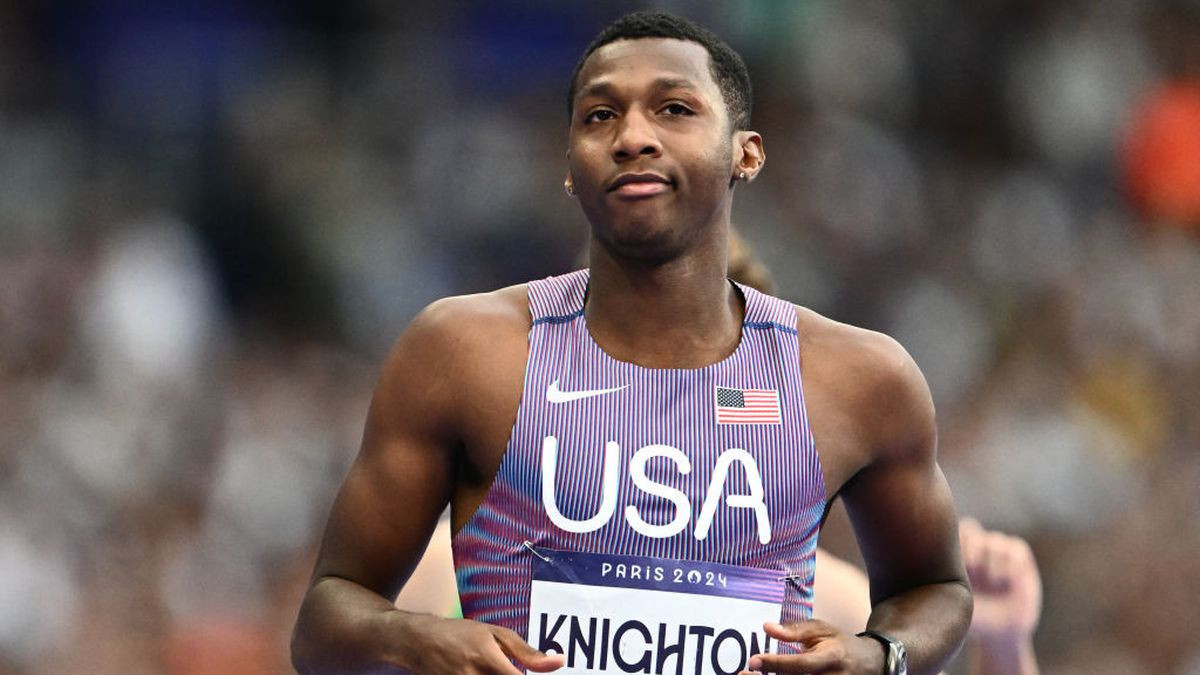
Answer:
[
  {"left": 528, "top": 269, "right": 589, "bottom": 324},
  {"left": 735, "top": 282, "right": 798, "bottom": 334}
]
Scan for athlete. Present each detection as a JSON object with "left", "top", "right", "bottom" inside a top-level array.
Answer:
[{"left": 292, "top": 11, "right": 972, "bottom": 675}]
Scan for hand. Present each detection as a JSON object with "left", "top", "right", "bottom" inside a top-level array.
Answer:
[
  {"left": 959, "top": 518, "right": 1042, "bottom": 642},
  {"left": 406, "top": 616, "right": 565, "bottom": 675},
  {"left": 741, "top": 619, "right": 883, "bottom": 674}
]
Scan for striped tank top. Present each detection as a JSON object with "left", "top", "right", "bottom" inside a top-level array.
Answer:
[{"left": 451, "top": 269, "right": 826, "bottom": 641}]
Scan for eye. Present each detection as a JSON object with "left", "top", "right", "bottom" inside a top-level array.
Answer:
[
  {"left": 584, "top": 109, "right": 616, "bottom": 123},
  {"left": 662, "top": 102, "right": 694, "bottom": 116}
]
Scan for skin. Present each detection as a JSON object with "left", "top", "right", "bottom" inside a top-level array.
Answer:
[
  {"left": 292, "top": 37, "right": 971, "bottom": 675},
  {"left": 814, "top": 519, "right": 1042, "bottom": 675},
  {"left": 959, "top": 519, "right": 1041, "bottom": 675}
]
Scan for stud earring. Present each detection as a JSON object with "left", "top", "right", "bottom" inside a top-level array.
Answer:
[
  {"left": 738, "top": 171, "right": 747, "bottom": 181},
  {"left": 564, "top": 183, "right": 576, "bottom": 197}
]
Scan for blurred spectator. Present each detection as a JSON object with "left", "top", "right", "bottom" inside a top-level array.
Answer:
[{"left": 1123, "top": 81, "right": 1200, "bottom": 232}]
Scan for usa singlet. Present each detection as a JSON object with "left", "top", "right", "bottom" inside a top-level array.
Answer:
[{"left": 451, "top": 269, "right": 827, "bottom": 651}]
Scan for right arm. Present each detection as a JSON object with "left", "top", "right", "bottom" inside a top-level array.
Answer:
[{"left": 290, "top": 296, "right": 563, "bottom": 674}]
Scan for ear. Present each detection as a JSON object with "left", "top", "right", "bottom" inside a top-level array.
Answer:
[
  {"left": 563, "top": 147, "right": 576, "bottom": 194},
  {"left": 732, "top": 131, "right": 765, "bottom": 182}
]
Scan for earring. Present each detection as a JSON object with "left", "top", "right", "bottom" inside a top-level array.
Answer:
[
  {"left": 564, "top": 183, "right": 576, "bottom": 197},
  {"left": 738, "top": 171, "right": 747, "bottom": 181}
]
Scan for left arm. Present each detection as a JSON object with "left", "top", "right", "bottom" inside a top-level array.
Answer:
[
  {"left": 812, "top": 519, "right": 1041, "bottom": 675},
  {"left": 748, "top": 330, "right": 971, "bottom": 675},
  {"left": 839, "top": 345, "right": 971, "bottom": 674}
]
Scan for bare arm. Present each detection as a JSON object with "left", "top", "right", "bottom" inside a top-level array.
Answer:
[
  {"left": 291, "top": 296, "right": 563, "bottom": 674},
  {"left": 815, "top": 519, "right": 1042, "bottom": 675},
  {"left": 749, "top": 325, "right": 971, "bottom": 675},
  {"left": 839, "top": 339, "right": 971, "bottom": 674}
]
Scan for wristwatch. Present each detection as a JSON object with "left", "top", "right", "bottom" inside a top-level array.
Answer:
[{"left": 856, "top": 630, "right": 908, "bottom": 675}]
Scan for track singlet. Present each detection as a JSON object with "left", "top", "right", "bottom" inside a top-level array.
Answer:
[{"left": 451, "top": 269, "right": 826, "bottom": 652}]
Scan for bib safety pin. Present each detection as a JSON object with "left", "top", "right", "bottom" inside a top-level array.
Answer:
[{"left": 522, "top": 540, "right": 551, "bottom": 562}]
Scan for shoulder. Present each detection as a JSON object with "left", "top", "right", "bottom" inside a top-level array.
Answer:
[
  {"left": 793, "top": 305, "right": 936, "bottom": 464},
  {"left": 387, "top": 284, "right": 530, "bottom": 367},
  {"left": 794, "top": 305, "right": 918, "bottom": 396},
  {"left": 370, "top": 284, "right": 530, "bottom": 427},
  {"left": 407, "top": 283, "right": 529, "bottom": 339}
]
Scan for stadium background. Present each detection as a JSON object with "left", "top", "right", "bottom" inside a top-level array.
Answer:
[{"left": 1, "top": 1, "right": 1199, "bottom": 672}]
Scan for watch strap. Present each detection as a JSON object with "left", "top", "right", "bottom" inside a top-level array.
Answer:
[{"left": 856, "top": 630, "right": 906, "bottom": 675}]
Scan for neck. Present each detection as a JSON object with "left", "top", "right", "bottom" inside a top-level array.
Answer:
[{"left": 585, "top": 225, "right": 743, "bottom": 369}]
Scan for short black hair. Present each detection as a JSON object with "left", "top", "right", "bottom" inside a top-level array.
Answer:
[{"left": 567, "top": 11, "right": 752, "bottom": 131}]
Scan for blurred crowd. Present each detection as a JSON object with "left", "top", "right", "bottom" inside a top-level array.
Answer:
[{"left": 2, "top": 1, "right": 1199, "bottom": 673}]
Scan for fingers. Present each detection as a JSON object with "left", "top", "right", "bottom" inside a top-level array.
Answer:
[
  {"left": 958, "top": 516, "right": 984, "bottom": 573},
  {"left": 958, "top": 517, "right": 1043, "bottom": 638},
  {"left": 979, "top": 538, "right": 1013, "bottom": 592},
  {"left": 747, "top": 648, "right": 840, "bottom": 673},
  {"left": 959, "top": 517, "right": 982, "bottom": 548},
  {"left": 478, "top": 640, "right": 526, "bottom": 675},
  {"left": 491, "top": 626, "right": 566, "bottom": 672},
  {"left": 761, "top": 619, "right": 838, "bottom": 644},
  {"left": 960, "top": 518, "right": 1033, "bottom": 594},
  {"left": 961, "top": 517, "right": 1001, "bottom": 591},
  {"left": 746, "top": 621, "right": 842, "bottom": 673}
]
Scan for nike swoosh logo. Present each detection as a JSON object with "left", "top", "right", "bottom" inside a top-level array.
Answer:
[{"left": 546, "top": 379, "right": 628, "bottom": 404}]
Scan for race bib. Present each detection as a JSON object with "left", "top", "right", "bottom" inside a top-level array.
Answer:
[{"left": 527, "top": 549, "right": 784, "bottom": 675}]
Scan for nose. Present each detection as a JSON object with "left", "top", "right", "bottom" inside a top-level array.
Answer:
[{"left": 611, "top": 111, "right": 662, "bottom": 162}]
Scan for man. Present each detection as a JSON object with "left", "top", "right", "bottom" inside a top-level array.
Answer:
[{"left": 292, "top": 11, "right": 971, "bottom": 675}]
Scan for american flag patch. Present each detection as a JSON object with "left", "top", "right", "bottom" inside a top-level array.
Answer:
[{"left": 715, "top": 386, "right": 782, "bottom": 425}]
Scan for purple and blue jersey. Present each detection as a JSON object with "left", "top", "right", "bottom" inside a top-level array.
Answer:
[{"left": 451, "top": 269, "right": 827, "bottom": 639}]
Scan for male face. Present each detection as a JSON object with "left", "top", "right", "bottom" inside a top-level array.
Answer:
[{"left": 567, "top": 38, "right": 742, "bottom": 262}]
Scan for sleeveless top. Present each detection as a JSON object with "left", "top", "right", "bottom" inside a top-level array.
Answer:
[{"left": 451, "top": 269, "right": 826, "bottom": 640}]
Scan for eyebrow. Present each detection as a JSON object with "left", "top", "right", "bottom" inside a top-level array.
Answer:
[{"left": 576, "top": 77, "right": 701, "bottom": 103}]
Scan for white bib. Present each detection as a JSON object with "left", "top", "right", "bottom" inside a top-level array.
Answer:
[{"left": 527, "top": 550, "right": 784, "bottom": 675}]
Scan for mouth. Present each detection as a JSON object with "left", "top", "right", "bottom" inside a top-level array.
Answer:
[{"left": 607, "top": 172, "right": 673, "bottom": 198}]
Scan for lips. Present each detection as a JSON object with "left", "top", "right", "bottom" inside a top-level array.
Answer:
[{"left": 607, "top": 172, "right": 673, "bottom": 197}]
